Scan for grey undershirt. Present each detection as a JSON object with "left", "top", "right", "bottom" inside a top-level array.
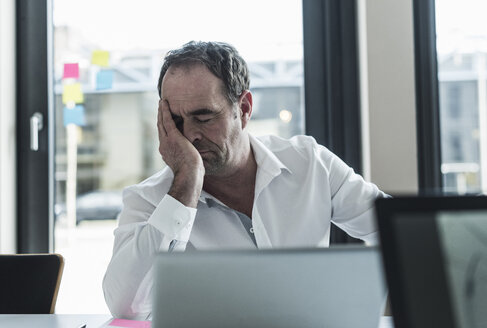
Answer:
[{"left": 205, "top": 198, "right": 257, "bottom": 247}]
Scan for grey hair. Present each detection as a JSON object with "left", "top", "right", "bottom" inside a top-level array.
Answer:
[{"left": 157, "top": 41, "right": 250, "bottom": 104}]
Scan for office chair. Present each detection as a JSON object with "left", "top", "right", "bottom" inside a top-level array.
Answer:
[{"left": 0, "top": 253, "right": 64, "bottom": 314}]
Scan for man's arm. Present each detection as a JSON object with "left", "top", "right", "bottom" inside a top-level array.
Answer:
[
  {"left": 103, "top": 100, "right": 205, "bottom": 319},
  {"left": 317, "top": 142, "right": 386, "bottom": 245},
  {"left": 102, "top": 188, "right": 196, "bottom": 319}
]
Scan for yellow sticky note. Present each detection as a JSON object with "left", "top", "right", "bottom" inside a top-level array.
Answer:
[
  {"left": 91, "top": 50, "right": 110, "bottom": 67},
  {"left": 62, "top": 83, "right": 84, "bottom": 104}
]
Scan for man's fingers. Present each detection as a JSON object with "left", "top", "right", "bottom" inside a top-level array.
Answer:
[
  {"left": 157, "top": 100, "right": 167, "bottom": 137},
  {"left": 160, "top": 100, "right": 178, "bottom": 135}
]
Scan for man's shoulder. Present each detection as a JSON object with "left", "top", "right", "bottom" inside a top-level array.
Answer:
[
  {"left": 255, "top": 134, "right": 321, "bottom": 156},
  {"left": 253, "top": 134, "right": 340, "bottom": 174}
]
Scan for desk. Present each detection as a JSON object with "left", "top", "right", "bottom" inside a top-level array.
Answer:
[
  {"left": 0, "top": 314, "right": 111, "bottom": 327},
  {"left": 0, "top": 314, "right": 394, "bottom": 328}
]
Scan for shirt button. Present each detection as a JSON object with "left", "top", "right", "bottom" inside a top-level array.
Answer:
[
  {"left": 175, "top": 219, "right": 182, "bottom": 226},
  {"left": 250, "top": 227, "right": 255, "bottom": 234}
]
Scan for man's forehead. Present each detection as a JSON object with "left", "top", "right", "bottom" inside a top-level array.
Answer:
[
  {"left": 166, "top": 96, "right": 212, "bottom": 113},
  {"left": 167, "top": 94, "right": 211, "bottom": 102},
  {"left": 161, "top": 65, "right": 229, "bottom": 114}
]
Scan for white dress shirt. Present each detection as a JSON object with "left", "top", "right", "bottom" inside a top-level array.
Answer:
[{"left": 103, "top": 134, "right": 386, "bottom": 319}]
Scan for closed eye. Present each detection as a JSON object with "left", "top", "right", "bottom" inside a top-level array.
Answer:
[
  {"left": 195, "top": 117, "right": 211, "bottom": 123},
  {"left": 190, "top": 108, "right": 216, "bottom": 123}
]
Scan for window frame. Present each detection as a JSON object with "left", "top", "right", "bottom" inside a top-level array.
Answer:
[
  {"left": 412, "top": 0, "right": 443, "bottom": 193},
  {"left": 16, "top": 0, "right": 54, "bottom": 252},
  {"left": 303, "top": 0, "right": 363, "bottom": 244},
  {"left": 303, "top": 0, "right": 362, "bottom": 174}
]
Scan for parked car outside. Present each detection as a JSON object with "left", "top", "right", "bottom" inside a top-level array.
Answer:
[{"left": 55, "top": 190, "right": 123, "bottom": 225}]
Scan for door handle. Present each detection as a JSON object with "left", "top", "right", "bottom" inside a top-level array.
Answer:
[{"left": 30, "top": 112, "right": 44, "bottom": 151}]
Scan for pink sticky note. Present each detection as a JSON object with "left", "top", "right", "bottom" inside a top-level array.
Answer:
[
  {"left": 63, "top": 63, "right": 79, "bottom": 79},
  {"left": 108, "top": 318, "right": 151, "bottom": 328}
]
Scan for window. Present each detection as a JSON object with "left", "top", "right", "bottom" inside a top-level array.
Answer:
[{"left": 436, "top": 0, "right": 487, "bottom": 194}]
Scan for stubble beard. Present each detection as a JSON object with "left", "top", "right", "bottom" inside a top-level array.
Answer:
[
  {"left": 194, "top": 141, "right": 227, "bottom": 176},
  {"left": 202, "top": 154, "right": 226, "bottom": 176},
  {"left": 198, "top": 135, "right": 238, "bottom": 176}
]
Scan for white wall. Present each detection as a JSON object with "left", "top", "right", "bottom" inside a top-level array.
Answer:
[
  {"left": 358, "top": 0, "right": 419, "bottom": 195},
  {"left": 0, "top": 0, "right": 17, "bottom": 253}
]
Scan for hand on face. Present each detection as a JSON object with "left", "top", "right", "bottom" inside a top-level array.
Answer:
[{"left": 157, "top": 99, "right": 205, "bottom": 178}]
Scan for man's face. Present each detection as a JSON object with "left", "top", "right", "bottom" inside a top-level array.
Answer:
[{"left": 160, "top": 63, "right": 246, "bottom": 176}]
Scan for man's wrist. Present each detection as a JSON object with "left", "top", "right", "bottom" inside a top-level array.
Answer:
[{"left": 168, "top": 168, "right": 204, "bottom": 208}]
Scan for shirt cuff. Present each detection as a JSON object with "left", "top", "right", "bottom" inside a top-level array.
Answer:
[{"left": 148, "top": 194, "right": 197, "bottom": 242}]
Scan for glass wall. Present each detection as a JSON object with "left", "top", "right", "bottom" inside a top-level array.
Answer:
[
  {"left": 436, "top": 0, "right": 487, "bottom": 194},
  {"left": 52, "top": 0, "right": 304, "bottom": 313}
]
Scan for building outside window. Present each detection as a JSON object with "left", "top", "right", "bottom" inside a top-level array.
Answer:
[{"left": 436, "top": 0, "right": 487, "bottom": 194}]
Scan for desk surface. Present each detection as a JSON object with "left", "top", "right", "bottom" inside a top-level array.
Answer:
[
  {"left": 0, "top": 314, "right": 394, "bottom": 328},
  {"left": 0, "top": 314, "right": 111, "bottom": 328}
]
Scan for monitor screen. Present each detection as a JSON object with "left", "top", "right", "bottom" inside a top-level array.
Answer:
[
  {"left": 437, "top": 210, "right": 487, "bottom": 328},
  {"left": 375, "top": 196, "right": 487, "bottom": 328}
]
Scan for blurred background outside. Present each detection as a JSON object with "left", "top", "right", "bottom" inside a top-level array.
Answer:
[{"left": 436, "top": 0, "right": 487, "bottom": 194}]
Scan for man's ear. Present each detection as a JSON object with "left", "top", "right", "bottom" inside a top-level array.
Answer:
[{"left": 238, "top": 90, "right": 253, "bottom": 129}]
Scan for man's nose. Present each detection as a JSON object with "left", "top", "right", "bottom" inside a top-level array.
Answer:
[{"left": 182, "top": 121, "right": 202, "bottom": 144}]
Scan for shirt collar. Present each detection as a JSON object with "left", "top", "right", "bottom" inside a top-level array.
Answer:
[
  {"left": 198, "top": 134, "right": 291, "bottom": 204},
  {"left": 248, "top": 134, "right": 292, "bottom": 176}
]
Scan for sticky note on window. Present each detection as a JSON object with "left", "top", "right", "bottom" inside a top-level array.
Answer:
[
  {"left": 62, "top": 83, "right": 84, "bottom": 104},
  {"left": 96, "top": 69, "right": 114, "bottom": 90},
  {"left": 63, "top": 105, "right": 86, "bottom": 127},
  {"left": 63, "top": 63, "right": 79, "bottom": 79},
  {"left": 108, "top": 318, "right": 151, "bottom": 328},
  {"left": 91, "top": 50, "right": 110, "bottom": 67}
]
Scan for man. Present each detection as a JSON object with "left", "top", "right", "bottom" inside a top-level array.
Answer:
[{"left": 103, "top": 41, "right": 386, "bottom": 319}]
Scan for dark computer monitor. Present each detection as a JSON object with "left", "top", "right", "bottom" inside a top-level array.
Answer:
[{"left": 375, "top": 196, "right": 487, "bottom": 328}]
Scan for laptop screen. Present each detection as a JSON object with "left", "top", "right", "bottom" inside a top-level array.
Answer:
[
  {"left": 436, "top": 210, "right": 487, "bottom": 328},
  {"left": 375, "top": 196, "right": 487, "bottom": 328}
]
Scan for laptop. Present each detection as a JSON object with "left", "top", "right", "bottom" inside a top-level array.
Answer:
[
  {"left": 152, "top": 247, "right": 386, "bottom": 328},
  {"left": 375, "top": 195, "right": 487, "bottom": 328}
]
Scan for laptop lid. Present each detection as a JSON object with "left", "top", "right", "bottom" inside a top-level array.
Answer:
[
  {"left": 153, "top": 247, "right": 386, "bottom": 328},
  {"left": 375, "top": 196, "right": 487, "bottom": 328}
]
